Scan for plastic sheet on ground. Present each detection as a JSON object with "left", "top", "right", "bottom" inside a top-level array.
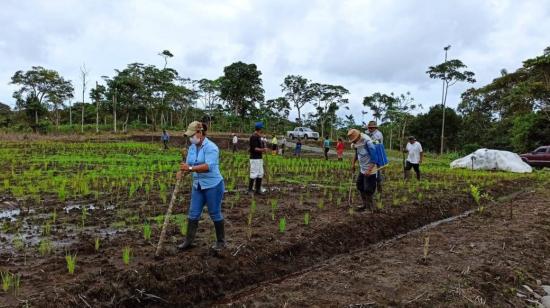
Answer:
[{"left": 450, "top": 148, "right": 532, "bottom": 173}]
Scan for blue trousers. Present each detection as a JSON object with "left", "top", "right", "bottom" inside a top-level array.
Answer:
[{"left": 188, "top": 180, "right": 224, "bottom": 222}]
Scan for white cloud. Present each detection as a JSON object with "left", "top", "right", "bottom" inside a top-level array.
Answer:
[{"left": 0, "top": 0, "right": 549, "bottom": 125}]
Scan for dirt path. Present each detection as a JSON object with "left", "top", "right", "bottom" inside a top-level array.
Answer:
[{"left": 220, "top": 185, "right": 550, "bottom": 307}]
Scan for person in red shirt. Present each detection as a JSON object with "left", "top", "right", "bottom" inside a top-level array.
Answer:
[{"left": 336, "top": 137, "right": 345, "bottom": 161}]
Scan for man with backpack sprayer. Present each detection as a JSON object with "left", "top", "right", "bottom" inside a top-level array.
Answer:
[{"left": 348, "top": 129, "right": 381, "bottom": 212}]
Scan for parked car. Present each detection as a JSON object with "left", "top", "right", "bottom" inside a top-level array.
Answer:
[
  {"left": 520, "top": 146, "right": 550, "bottom": 168},
  {"left": 286, "top": 127, "right": 319, "bottom": 141}
]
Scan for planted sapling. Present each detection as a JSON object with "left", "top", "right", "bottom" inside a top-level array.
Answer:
[
  {"left": 279, "top": 217, "right": 286, "bottom": 233},
  {"left": 122, "top": 246, "right": 132, "bottom": 265},
  {"left": 65, "top": 252, "right": 77, "bottom": 274}
]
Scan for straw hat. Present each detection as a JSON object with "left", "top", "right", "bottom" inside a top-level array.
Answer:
[{"left": 347, "top": 129, "right": 361, "bottom": 143}]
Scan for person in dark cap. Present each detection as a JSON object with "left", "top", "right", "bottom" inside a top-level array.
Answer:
[
  {"left": 404, "top": 136, "right": 423, "bottom": 180},
  {"left": 248, "top": 122, "right": 268, "bottom": 194}
]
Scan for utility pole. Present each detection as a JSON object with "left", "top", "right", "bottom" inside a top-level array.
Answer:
[
  {"left": 95, "top": 81, "right": 99, "bottom": 133},
  {"left": 440, "top": 45, "right": 451, "bottom": 155},
  {"left": 113, "top": 87, "right": 117, "bottom": 133}
]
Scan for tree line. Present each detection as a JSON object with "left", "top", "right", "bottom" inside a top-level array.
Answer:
[{"left": 1, "top": 47, "right": 548, "bottom": 154}]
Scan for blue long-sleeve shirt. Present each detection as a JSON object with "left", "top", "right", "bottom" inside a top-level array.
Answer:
[{"left": 186, "top": 137, "right": 223, "bottom": 189}]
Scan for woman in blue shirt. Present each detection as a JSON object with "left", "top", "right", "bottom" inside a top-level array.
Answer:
[{"left": 177, "top": 121, "right": 225, "bottom": 251}]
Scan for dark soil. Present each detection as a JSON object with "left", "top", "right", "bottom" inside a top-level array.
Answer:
[
  {"left": 0, "top": 175, "right": 539, "bottom": 307},
  {"left": 220, "top": 185, "right": 550, "bottom": 307}
]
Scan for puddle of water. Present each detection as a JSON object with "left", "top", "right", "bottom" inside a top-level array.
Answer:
[
  {"left": 1, "top": 200, "right": 21, "bottom": 221},
  {"left": 0, "top": 208, "right": 20, "bottom": 221},
  {"left": 63, "top": 202, "right": 96, "bottom": 214}
]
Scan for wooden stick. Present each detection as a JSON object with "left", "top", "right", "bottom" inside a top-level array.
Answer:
[
  {"left": 347, "top": 170, "right": 355, "bottom": 207},
  {"left": 155, "top": 175, "right": 182, "bottom": 257}
]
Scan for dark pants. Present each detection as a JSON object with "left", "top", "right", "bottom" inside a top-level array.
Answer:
[
  {"left": 232, "top": 143, "right": 237, "bottom": 152},
  {"left": 356, "top": 173, "right": 377, "bottom": 195},
  {"left": 405, "top": 161, "right": 420, "bottom": 180},
  {"left": 324, "top": 147, "right": 329, "bottom": 160},
  {"left": 163, "top": 140, "right": 168, "bottom": 149}
]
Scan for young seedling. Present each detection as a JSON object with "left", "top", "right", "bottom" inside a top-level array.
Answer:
[
  {"left": 304, "top": 212, "right": 310, "bottom": 226},
  {"left": 38, "top": 239, "right": 52, "bottom": 256},
  {"left": 51, "top": 209, "right": 57, "bottom": 225},
  {"left": 12, "top": 274, "right": 20, "bottom": 296},
  {"left": 122, "top": 246, "right": 132, "bottom": 265},
  {"left": 270, "top": 199, "right": 278, "bottom": 221},
  {"left": 81, "top": 206, "right": 88, "bottom": 228},
  {"left": 317, "top": 200, "right": 324, "bottom": 210},
  {"left": 155, "top": 215, "right": 164, "bottom": 227},
  {"left": 247, "top": 200, "right": 257, "bottom": 226},
  {"left": 65, "top": 252, "right": 77, "bottom": 274},
  {"left": 42, "top": 221, "right": 51, "bottom": 236},
  {"left": 94, "top": 238, "right": 100, "bottom": 251},
  {"left": 143, "top": 222, "right": 152, "bottom": 241},
  {"left": 1, "top": 272, "right": 11, "bottom": 292},
  {"left": 13, "top": 234, "right": 24, "bottom": 251},
  {"left": 279, "top": 217, "right": 286, "bottom": 233}
]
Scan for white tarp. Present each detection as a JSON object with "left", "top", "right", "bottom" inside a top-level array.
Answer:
[{"left": 450, "top": 148, "right": 532, "bottom": 173}]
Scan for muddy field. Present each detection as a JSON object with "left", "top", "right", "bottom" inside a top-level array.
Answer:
[
  {"left": 222, "top": 185, "right": 550, "bottom": 307},
  {"left": 0, "top": 140, "right": 548, "bottom": 307}
]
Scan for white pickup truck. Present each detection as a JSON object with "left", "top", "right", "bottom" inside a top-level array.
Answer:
[{"left": 286, "top": 127, "right": 320, "bottom": 141}]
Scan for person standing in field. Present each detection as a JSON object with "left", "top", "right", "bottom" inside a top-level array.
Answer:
[
  {"left": 176, "top": 121, "right": 226, "bottom": 251},
  {"left": 404, "top": 136, "right": 423, "bottom": 180},
  {"left": 248, "top": 122, "right": 268, "bottom": 194},
  {"left": 366, "top": 121, "right": 387, "bottom": 193},
  {"left": 349, "top": 129, "right": 379, "bottom": 212},
  {"left": 271, "top": 135, "right": 278, "bottom": 155},
  {"left": 231, "top": 133, "right": 238, "bottom": 152},
  {"left": 323, "top": 136, "right": 331, "bottom": 160},
  {"left": 294, "top": 138, "right": 302, "bottom": 157},
  {"left": 280, "top": 136, "right": 286, "bottom": 155},
  {"left": 366, "top": 121, "right": 383, "bottom": 144},
  {"left": 161, "top": 129, "right": 170, "bottom": 150},
  {"left": 336, "top": 137, "right": 345, "bottom": 161}
]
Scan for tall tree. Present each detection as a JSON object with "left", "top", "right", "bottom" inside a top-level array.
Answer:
[
  {"left": 311, "top": 83, "right": 349, "bottom": 138},
  {"left": 196, "top": 78, "right": 221, "bottom": 129},
  {"left": 385, "top": 92, "right": 419, "bottom": 151},
  {"left": 90, "top": 83, "right": 107, "bottom": 133},
  {"left": 363, "top": 92, "right": 397, "bottom": 123},
  {"left": 158, "top": 50, "right": 174, "bottom": 69},
  {"left": 427, "top": 59, "right": 476, "bottom": 154},
  {"left": 263, "top": 97, "right": 291, "bottom": 132},
  {"left": 219, "top": 62, "right": 264, "bottom": 127},
  {"left": 409, "top": 105, "right": 462, "bottom": 152},
  {"left": 281, "top": 75, "right": 313, "bottom": 124},
  {"left": 10, "top": 66, "right": 74, "bottom": 131}
]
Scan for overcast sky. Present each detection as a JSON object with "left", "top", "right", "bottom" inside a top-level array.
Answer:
[{"left": 1, "top": 0, "right": 549, "bottom": 123}]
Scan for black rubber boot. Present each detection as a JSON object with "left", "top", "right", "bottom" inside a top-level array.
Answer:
[
  {"left": 247, "top": 178, "right": 255, "bottom": 194},
  {"left": 377, "top": 181, "right": 383, "bottom": 194},
  {"left": 255, "top": 178, "right": 265, "bottom": 195},
  {"left": 177, "top": 219, "right": 198, "bottom": 250},
  {"left": 367, "top": 194, "right": 378, "bottom": 213},
  {"left": 357, "top": 192, "right": 367, "bottom": 211},
  {"left": 211, "top": 220, "right": 226, "bottom": 251}
]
